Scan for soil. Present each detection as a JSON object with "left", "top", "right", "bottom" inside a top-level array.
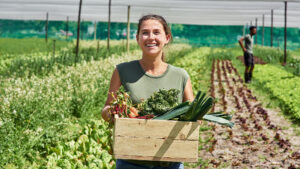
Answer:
[
  {"left": 190, "top": 60, "right": 300, "bottom": 169},
  {"left": 237, "top": 55, "right": 267, "bottom": 65}
]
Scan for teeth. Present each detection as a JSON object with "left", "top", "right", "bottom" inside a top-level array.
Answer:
[{"left": 146, "top": 44, "right": 156, "bottom": 47}]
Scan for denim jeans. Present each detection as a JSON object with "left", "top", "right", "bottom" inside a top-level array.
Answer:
[{"left": 116, "top": 159, "right": 184, "bottom": 169}]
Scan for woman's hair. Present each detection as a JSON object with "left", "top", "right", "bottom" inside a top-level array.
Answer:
[{"left": 137, "top": 14, "right": 173, "bottom": 61}]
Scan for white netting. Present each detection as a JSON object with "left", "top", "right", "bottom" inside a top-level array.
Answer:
[{"left": 0, "top": 0, "right": 299, "bottom": 27}]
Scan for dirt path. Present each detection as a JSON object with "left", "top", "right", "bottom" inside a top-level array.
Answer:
[{"left": 195, "top": 60, "right": 300, "bottom": 169}]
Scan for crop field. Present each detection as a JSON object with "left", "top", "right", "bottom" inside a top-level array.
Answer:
[{"left": 0, "top": 38, "right": 299, "bottom": 168}]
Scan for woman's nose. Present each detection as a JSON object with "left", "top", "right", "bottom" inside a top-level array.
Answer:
[{"left": 149, "top": 32, "right": 155, "bottom": 39}]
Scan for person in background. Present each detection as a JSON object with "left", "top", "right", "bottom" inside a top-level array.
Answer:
[
  {"left": 239, "top": 26, "right": 257, "bottom": 83},
  {"left": 101, "top": 14, "right": 194, "bottom": 169}
]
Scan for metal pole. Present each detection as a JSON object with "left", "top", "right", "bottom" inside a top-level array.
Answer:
[
  {"left": 75, "top": 0, "right": 83, "bottom": 64},
  {"left": 246, "top": 23, "right": 248, "bottom": 34},
  {"left": 243, "top": 24, "right": 245, "bottom": 38},
  {"left": 97, "top": 40, "right": 100, "bottom": 54},
  {"left": 53, "top": 40, "right": 56, "bottom": 57},
  {"left": 250, "top": 20, "right": 252, "bottom": 26},
  {"left": 127, "top": 5, "right": 131, "bottom": 53},
  {"left": 45, "top": 12, "right": 49, "bottom": 43},
  {"left": 284, "top": 1, "right": 287, "bottom": 65},
  {"left": 94, "top": 21, "right": 97, "bottom": 41},
  {"left": 66, "top": 16, "right": 69, "bottom": 40},
  {"left": 107, "top": 0, "right": 112, "bottom": 50},
  {"left": 81, "top": 19, "right": 84, "bottom": 40},
  {"left": 271, "top": 9, "right": 274, "bottom": 47},
  {"left": 262, "top": 14, "right": 265, "bottom": 46},
  {"left": 255, "top": 18, "right": 258, "bottom": 45}
]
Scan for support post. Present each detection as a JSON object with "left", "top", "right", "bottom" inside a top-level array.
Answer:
[
  {"left": 75, "top": 0, "right": 83, "bottom": 64},
  {"left": 94, "top": 21, "right": 97, "bottom": 41},
  {"left": 45, "top": 12, "right": 49, "bottom": 43},
  {"left": 127, "top": 5, "right": 131, "bottom": 53},
  {"left": 53, "top": 40, "right": 56, "bottom": 57},
  {"left": 97, "top": 40, "right": 100, "bottom": 54},
  {"left": 243, "top": 25, "right": 245, "bottom": 38},
  {"left": 81, "top": 19, "right": 84, "bottom": 40},
  {"left": 284, "top": 1, "right": 287, "bottom": 65},
  {"left": 66, "top": 16, "right": 69, "bottom": 40},
  {"left": 255, "top": 18, "right": 258, "bottom": 45},
  {"left": 107, "top": 0, "right": 112, "bottom": 50},
  {"left": 262, "top": 14, "right": 265, "bottom": 46},
  {"left": 271, "top": 9, "right": 274, "bottom": 47}
]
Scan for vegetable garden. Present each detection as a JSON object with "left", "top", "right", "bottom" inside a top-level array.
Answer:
[{"left": 0, "top": 39, "right": 299, "bottom": 168}]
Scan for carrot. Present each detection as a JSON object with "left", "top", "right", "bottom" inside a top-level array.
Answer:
[{"left": 129, "top": 107, "right": 139, "bottom": 117}]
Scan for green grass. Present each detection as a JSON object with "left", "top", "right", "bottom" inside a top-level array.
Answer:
[
  {"left": 0, "top": 40, "right": 139, "bottom": 78},
  {"left": 291, "top": 48, "right": 300, "bottom": 59},
  {"left": 0, "top": 38, "right": 70, "bottom": 56}
]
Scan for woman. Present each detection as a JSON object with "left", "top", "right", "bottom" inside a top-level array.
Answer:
[{"left": 102, "top": 14, "right": 194, "bottom": 169}]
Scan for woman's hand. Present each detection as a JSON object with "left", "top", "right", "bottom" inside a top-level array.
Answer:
[
  {"left": 101, "top": 105, "right": 112, "bottom": 122},
  {"left": 102, "top": 68, "right": 121, "bottom": 122}
]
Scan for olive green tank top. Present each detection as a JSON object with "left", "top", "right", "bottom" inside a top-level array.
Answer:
[
  {"left": 116, "top": 60, "right": 189, "bottom": 105},
  {"left": 116, "top": 60, "right": 189, "bottom": 167}
]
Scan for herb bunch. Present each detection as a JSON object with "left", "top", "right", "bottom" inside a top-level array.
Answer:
[{"left": 139, "top": 89, "right": 180, "bottom": 116}]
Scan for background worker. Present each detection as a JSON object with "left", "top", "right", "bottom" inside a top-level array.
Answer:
[{"left": 239, "top": 26, "right": 257, "bottom": 83}]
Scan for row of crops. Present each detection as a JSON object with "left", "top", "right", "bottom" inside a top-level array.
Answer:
[
  {"left": 252, "top": 46, "right": 300, "bottom": 76},
  {"left": 0, "top": 39, "right": 139, "bottom": 78},
  {"left": 0, "top": 39, "right": 196, "bottom": 168},
  {"left": 0, "top": 38, "right": 299, "bottom": 168},
  {"left": 1, "top": 50, "right": 140, "bottom": 168},
  {"left": 253, "top": 65, "right": 300, "bottom": 120}
]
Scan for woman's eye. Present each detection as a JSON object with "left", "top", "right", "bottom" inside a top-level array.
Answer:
[
  {"left": 142, "top": 32, "right": 148, "bottom": 35},
  {"left": 154, "top": 31, "right": 160, "bottom": 35}
]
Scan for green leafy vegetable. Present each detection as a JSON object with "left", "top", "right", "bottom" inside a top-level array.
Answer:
[{"left": 139, "top": 89, "right": 180, "bottom": 116}]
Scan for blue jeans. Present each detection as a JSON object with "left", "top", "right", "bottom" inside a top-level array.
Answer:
[{"left": 116, "top": 159, "right": 184, "bottom": 169}]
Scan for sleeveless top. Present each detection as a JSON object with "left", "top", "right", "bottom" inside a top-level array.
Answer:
[
  {"left": 116, "top": 60, "right": 189, "bottom": 167},
  {"left": 116, "top": 60, "right": 189, "bottom": 105}
]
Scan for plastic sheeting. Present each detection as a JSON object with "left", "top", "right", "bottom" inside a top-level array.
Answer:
[{"left": 0, "top": 0, "right": 300, "bottom": 27}]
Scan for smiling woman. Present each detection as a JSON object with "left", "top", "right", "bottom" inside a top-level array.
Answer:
[
  {"left": 136, "top": 15, "right": 173, "bottom": 62},
  {"left": 101, "top": 14, "right": 193, "bottom": 169}
]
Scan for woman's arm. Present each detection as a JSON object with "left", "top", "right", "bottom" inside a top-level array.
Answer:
[
  {"left": 101, "top": 68, "right": 122, "bottom": 122},
  {"left": 183, "top": 78, "right": 194, "bottom": 102}
]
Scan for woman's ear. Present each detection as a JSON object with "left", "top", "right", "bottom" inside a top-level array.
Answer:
[
  {"left": 165, "top": 34, "right": 171, "bottom": 45},
  {"left": 136, "top": 34, "right": 139, "bottom": 42}
]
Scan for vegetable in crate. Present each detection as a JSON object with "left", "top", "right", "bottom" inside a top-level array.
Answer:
[
  {"left": 179, "top": 90, "right": 213, "bottom": 121},
  {"left": 155, "top": 90, "right": 213, "bottom": 121},
  {"left": 203, "top": 114, "right": 234, "bottom": 128},
  {"left": 108, "top": 89, "right": 139, "bottom": 119},
  {"left": 139, "top": 88, "right": 180, "bottom": 116}
]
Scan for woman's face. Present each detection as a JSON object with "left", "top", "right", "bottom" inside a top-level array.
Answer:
[{"left": 136, "top": 19, "right": 170, "bottom": 57}]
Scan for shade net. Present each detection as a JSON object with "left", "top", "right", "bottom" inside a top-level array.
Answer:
[{"left": 0, "top": 0, "right": 299, "bottom": 48}]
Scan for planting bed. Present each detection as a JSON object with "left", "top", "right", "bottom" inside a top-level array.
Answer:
[{"left": 194, "top": 60, "right": 300, "bottom": 168}]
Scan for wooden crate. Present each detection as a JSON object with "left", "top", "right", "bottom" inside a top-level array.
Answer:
[{"left": 113, "top": 118, "right": 200, "bottom": 162}]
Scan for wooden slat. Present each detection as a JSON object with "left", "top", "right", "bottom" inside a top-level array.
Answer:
[
  {"left": 114, "top": 118, "right": 199, "bottom": 140},
  {"left": 114, "top": 155, "right": 198, "bottom": 163},
  {"left": 114, "top": 137, "right": 198, "bottom": 162},
  {"left": 113, "top": 118, "right": 200, "bottom": 162}
]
